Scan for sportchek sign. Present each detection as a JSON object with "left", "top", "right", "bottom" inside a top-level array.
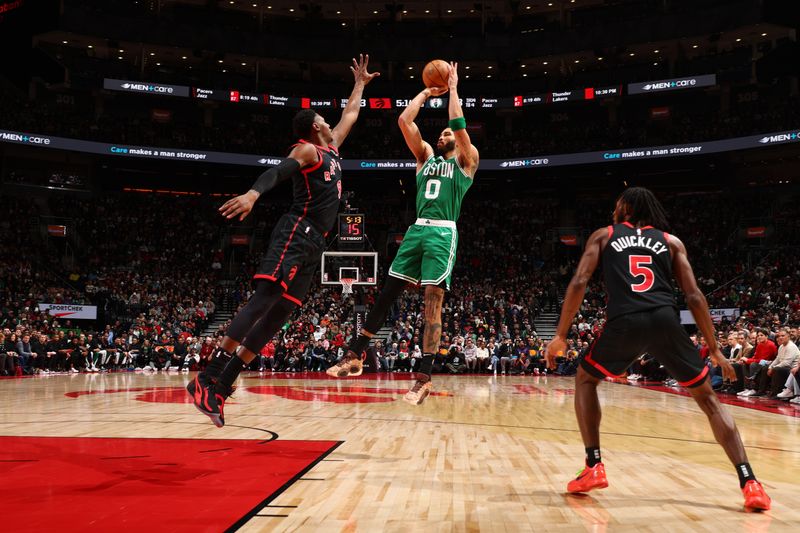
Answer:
[
  {"left": 680, "top": 308, "right": 740, "bottom": 325},
  {"left": 38, "top": 303, "right": 97, "bottom": 320}
]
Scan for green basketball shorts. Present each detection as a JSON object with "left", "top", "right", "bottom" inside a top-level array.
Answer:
[{"left": 388, "top": 218, "right": 458, "bottom": 290}]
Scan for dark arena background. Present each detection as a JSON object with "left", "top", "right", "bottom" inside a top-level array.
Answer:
[{"left": 1, "top": 1, "right": 799, "bottom": 531}]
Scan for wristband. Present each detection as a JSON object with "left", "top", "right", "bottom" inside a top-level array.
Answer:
[{"left": 448, "top": 117, "right": 467, "bottom": 131}]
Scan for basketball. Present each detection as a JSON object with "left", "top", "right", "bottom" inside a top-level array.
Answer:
[{"left": 422, "top": 59, "right": 450, "bottom": 90}]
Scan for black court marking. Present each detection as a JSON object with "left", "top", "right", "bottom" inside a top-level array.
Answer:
[
  {"left": 225, "top": 412, "right": 800, "bottom": 455},
  {"left": 254, "top": 514, "right": 289, "bottom": 518},
  {"left": 225, "top": 440, "right": 343, "bottom": 533},
  {"left": 263, "top": 505, "right": 298, "bottom": 508},
  {"left": 0, "top": 459, "right": 38, "bottom": 463},
  {"left": 298, "top": 478, "right": 325, "bottom": 481},
  {"left": 199, "top": 447, "right": 233, "bottom": 453},
  {"left": 4, "top": 413, "right": 799, "bottom": 454},
  {"left": 5, "top": 413, "right": 798, "bottom": 454},
  {"left": 322, "top": 458, "right": 344, "bottom": 461},
  {"left": 0, "top": 419, "right": 279, "bottom": 442}
]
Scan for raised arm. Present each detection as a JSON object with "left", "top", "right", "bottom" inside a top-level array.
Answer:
[
  {"left": 331, "top": 54, "right": 380, "bottom": 148},
  {"left": 546, "top": 228, "right": 606, "bottom": 368},
  {"left": 219, "top": 142, "right": 318, "bottom": 221},
  {"left": 446, "top": 62, "right": 479, "bottom": 177},
  {"left": 670, "top": 235, "right": 735, "bottom": 380},
  {"left": 398, "top": 89, "right": 436, "bottom": 164}
]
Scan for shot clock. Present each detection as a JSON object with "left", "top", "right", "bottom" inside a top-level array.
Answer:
[{"left": 338, "top": 213, "right": 366, "bottom": 250}]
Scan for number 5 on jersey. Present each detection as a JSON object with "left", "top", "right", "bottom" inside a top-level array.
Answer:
[{"left": 629, "top": 255, "right": 654, "bottom": 292}]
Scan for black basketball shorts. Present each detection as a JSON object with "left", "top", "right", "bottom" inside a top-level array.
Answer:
[
  {"left": 254, "top": 213, "right": 326, "bottom": 306},
  {"left": 580, "top": 305, "right": 708, "bottom": 388}
]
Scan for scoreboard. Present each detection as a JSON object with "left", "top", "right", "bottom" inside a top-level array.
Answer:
[
  {"left": 103, "top": 76, "right": 714, "bottom": 109},
  {"left": 338, "top": 213, "right": 366, "bottom": 250}
]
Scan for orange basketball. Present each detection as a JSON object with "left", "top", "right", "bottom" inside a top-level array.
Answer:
[{"left": 422, "top": 59, "right": 450, "bottom": 90}]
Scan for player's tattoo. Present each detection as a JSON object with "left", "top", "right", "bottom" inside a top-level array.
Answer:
[{"left": 423, "top": 288, "right": 444, "bottom": 353}]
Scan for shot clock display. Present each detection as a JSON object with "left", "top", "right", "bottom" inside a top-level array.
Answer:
[{"left": 338, "top": 213, "right": 366, "bottom": 250}]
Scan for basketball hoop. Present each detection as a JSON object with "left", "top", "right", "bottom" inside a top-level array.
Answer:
[{"left": 340, "top": 278, "right": 355, "bottom": 296}]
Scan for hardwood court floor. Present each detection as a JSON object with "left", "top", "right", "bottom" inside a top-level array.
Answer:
[{"left": 0, "top": 371, "right": 798, "bottom": 532}]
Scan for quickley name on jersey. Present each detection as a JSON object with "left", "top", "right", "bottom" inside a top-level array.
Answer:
[
  {"left": 602, "top": 222, "right": 675, "bottom": 320},
  {"left": 609, "top": 235, "right": 669, "bottom": 255},
  {"left": 415, "top": 154, "right": 472, "bottom": 222}
]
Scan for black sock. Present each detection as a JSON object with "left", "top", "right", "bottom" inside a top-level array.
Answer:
[
  {"left": 735, "top": 462, "right": 756, "bottom": 488},
  {"left": 349, "top": 334, "right": 371, "bottom": 356},
  {"left": 204, "top": 347, "right": 233, "bottom": 380},
  {"left": 417, "top": 354, "right": 434, "bottom": 378},
  {"left": 216, "top": 355, "right": 246, "bottom": 394},
  {"left": 585, "top": 447, "right": 602, "bottom": 467}
]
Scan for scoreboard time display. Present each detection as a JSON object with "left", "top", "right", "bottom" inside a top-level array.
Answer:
[{"left": 338, "top": 213, "right": 366, "bottom": 249}]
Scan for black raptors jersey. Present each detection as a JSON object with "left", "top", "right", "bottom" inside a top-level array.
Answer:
[
  {"left": 602, "top": 222, "right": 676, "bottom": 320},
  {"left": 288, "top": 139, "right": 343, "bottom": 234}
]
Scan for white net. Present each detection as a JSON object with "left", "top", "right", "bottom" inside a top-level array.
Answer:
[{"left": 340, "top": 278, "right": 355, "bottom": 295}]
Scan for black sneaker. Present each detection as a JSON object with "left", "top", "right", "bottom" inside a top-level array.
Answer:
[{"left": 188, "top": 375, "right": 228, "bottom": 428}]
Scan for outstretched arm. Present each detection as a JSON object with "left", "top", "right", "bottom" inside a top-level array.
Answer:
[
  {"left": 446, "top": 62, "right": 479, "bottom": 177},
  {"left": 398, "top": 88, "right": 438, "bottom": 164},
  {"left": 331, "top": 54, "right": 380, "bottom": 148},
  {"left": 670, "top": 235, "right": 735, "bottom": 380},
  {"left": 219, "top": 143, "right": 318, "bottom": 221},
  {"left": 546, "top": 228, "right": 606, "bottom": 368}
]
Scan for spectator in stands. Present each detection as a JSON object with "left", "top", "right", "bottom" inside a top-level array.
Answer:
[
  {"left": 310, "top": 340, "right": 328, "bottom": 371},
  {"left": 383, "top": 341, "right": 397, "bottom": 372},
  {"left": 556, "top": 347, "right": 580, "bottom": 376},
  {"left": 475, "top": 339, "right": 489, "bottom": 371},
  {"left": 463, "top": 338, "right": 478, "bottom": 372},
  {"left": 170, "top": 336, "right": 188, "bottom": 372},
  {"left": 737, "top": 329, "right": 778, "bottom": 397},
  {"left": 775, "top": 356, "right": 800, "bottom": 403},
  {"left": 712, "top": 333, "right": 741, "bottom": 391},
  {"left": 499, "top": 338, "right": 513, "bottom": 374},
  {"left": 0, "top": 333, "right": 15, "bottom": 375},
  {"left": 69, "top": 337, "right": 88, "bottom": 373},
  {"left": 258, "top": 340, "right": 275, "bottom": 372},
  {"left": 410, "top": 343, "right": 422, "bottom": 372},
  {"left": 487, "top": 341, "right": 499, "bottom": 374},
  {"left": 15, "top": 334, "right": 35, "bottom": 375},
  {"left": 183, "top": 346, "right": 199, "bottom": 372},
  {"left": 764, "top": 329, "right": 800, "bottom": 399}
]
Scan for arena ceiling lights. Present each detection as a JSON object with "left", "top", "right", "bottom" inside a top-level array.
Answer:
[{"left": 191, "top": 0, "right": 610, "bottom": 19}]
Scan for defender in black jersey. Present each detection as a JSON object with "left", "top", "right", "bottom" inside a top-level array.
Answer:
[
  {"left": 187, "top": 54, "right": 379, "bottom": 428},
  {"left": 546, "top": 187, "right": 771, "bottom": 511}
]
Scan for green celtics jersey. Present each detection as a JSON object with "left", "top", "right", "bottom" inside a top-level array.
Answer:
[{"left": 415, "top": 154, "right": 473, "bottom": 222}]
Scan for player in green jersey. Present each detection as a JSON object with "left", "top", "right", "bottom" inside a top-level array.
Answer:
[{"left": 328, "top": 62, "right": 479, "bottom": 405}]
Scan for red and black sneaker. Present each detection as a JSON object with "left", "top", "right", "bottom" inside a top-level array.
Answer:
[
  {"left": 185, "top": 371, "right": 212, "bottom": 398},
  {"left": 567, "top": 463, "right": 609, "bottom": 494},
  {"left": 188, "top": 375, "right": 229, "bottom": 428}
]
